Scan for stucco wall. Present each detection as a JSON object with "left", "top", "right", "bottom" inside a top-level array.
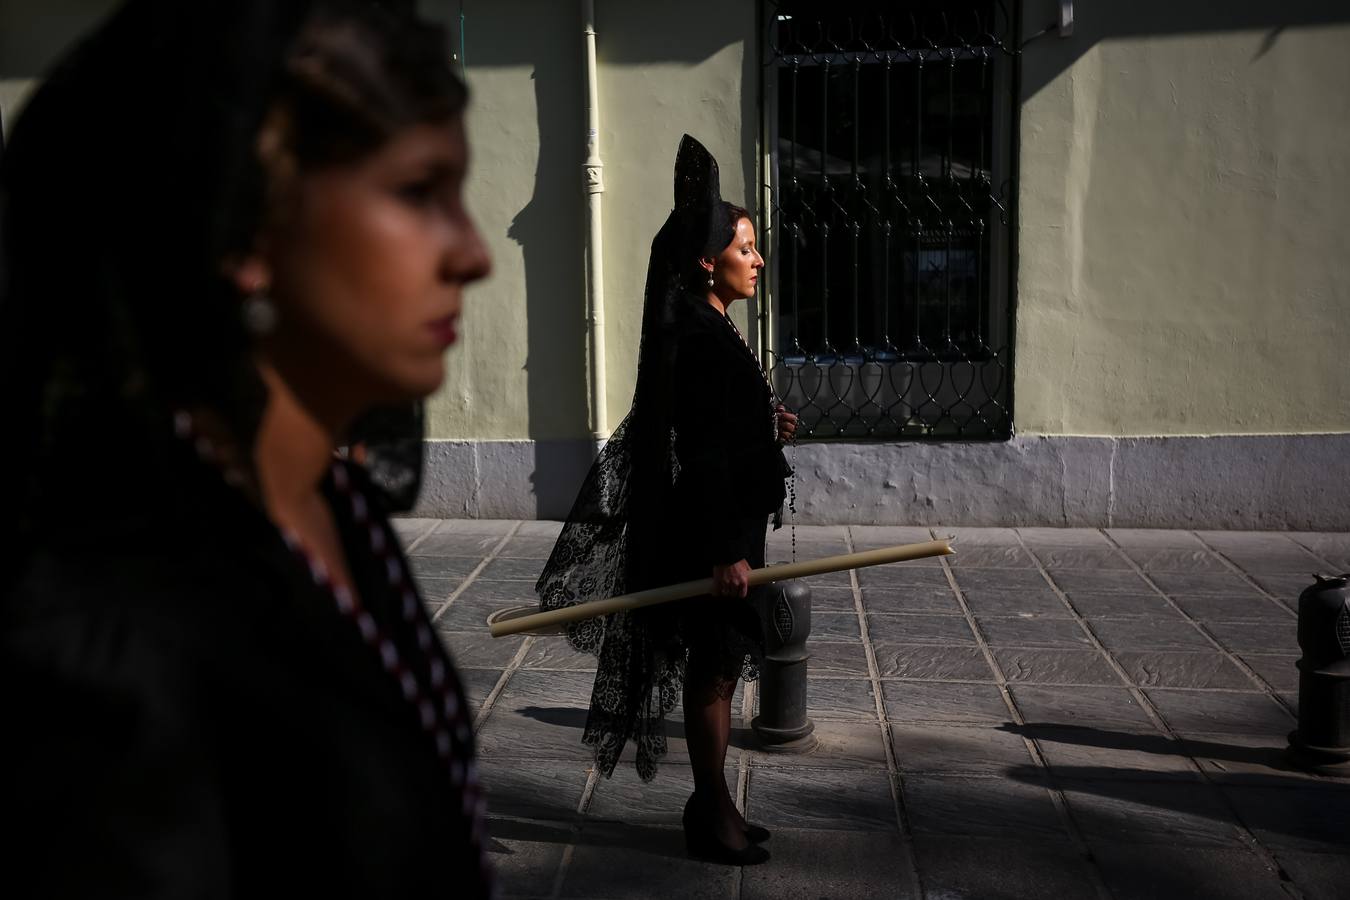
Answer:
[
  {"left": 1017, "top": 12, "right": 1350, "bottom": 436},
  {"left": 426, "top": 0, "right": 756, "bottom": 442}
]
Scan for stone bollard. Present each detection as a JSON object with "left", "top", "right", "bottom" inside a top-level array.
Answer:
[
  {"left": 752, "top": 579, "right": 818, "bottom": 752},
  {"left": 1287, "top": 574, "right": 1350, "bottom": 775}
]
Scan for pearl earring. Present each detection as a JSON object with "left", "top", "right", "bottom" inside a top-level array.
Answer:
[
  {"left": 706, "top": 274, "right": 715, "bottom": 288},
  {"left": 242, "top": 289, "right": 277, "bottom": 336}
]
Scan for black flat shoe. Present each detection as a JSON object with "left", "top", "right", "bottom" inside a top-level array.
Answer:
[
  {"left": 682, "top": 798, "right": 771, "bottom": 866},
  {"left": 744, "top": 823, "right": 771, "bottom": 844}
]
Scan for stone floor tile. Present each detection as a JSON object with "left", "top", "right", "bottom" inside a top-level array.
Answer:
[
  {"left": 1016, "top": 528, "right": 1111, "bottom": 547},
  {"left": 1007, "top": 685, "right": 1156, "bottom": 731},
  {"left": 1285, "top": 533, "right": 1350, "bottom": 571},
  {"left": 560, "top": 826, "right": 737, "bottom": 899},
  {"left": 855, "top": 565, "right": 952, "bottom": 590},
  {"left": 866, "top": 613, "right": 977, "bottom": 644},
  {"left": 1145, "top": 688, "right": 1295, "bottom": 735},
  {"left": 478, "top": 759, "right": 591, "bottom": 821},
  {"left": 946, "top": 545, "right": 1037, "bottom": 568},
  {"left": 391, "top": 516, "right": 437, "bottom": 540},
  {"left": 1148, "top": 570, "right": 1265, "bottom": 597},
  {"left": 1063, "top": 591, "right": 1178, "bottom": 619},
  {"left": 976, "top": 615, "right": 1093, "bottom": 648},
  {"left": 1218, "top": 548, "right": 1322, "bottom": 575},
  {"left": 1193, "top": 531, "right": 1295, "bottom": 552},
  {"left": 485, "top": 826, "right": 569, "bottom": 899},
  {"left": 437, "top": 593, "right": 517, "bottom": 632},
  {"left": 515, "top": 520, "right": 563, "bottom": 538},
  {"left": 810, "top": 611, "right": 863, "bottom": 641},
  {"left": 750, "top": 719, "right": 889, "bottom": 769},
  {"left": 417, "top": 577, "right": 462, "bottom": 607},
  {"left": 1222, "top": 784, "right": 1350, "bottom": 852},
  {"left": 1204, "top": 619, "right": 1298, "bottom": 654},
  {"left": 1112, "top": 651, "right": 1251, "bottom": 689},
  {"left": 995, "top": 648, "right": 1122, "bottom": 686},
  {"left": 1090, "top": 843, "right": 1291, "bottom": 900},
  {"left": 860, "top": 586, "right": 964, "bottom": 615},
  {"left": 491, "top": 669, "right": 597, "bottom": 709},
  {"left": 873, "top": 644, "right": 996, "bottom": 681},
  {"left": 1104, "top": 529, "right": 1205, "bottom": 549},
  {"left": 463, "top": 667, "right": 504, "bottom": 712},
  {"left": 1178, "top": 732, "right": 1333, "bottom": 785},
  {"left": 1119, "top": 547, "right": 1229, "bottom": 573},
  {"left": 941, "top": 526, "right": 1022, "bottom": 546},
  {"left": 1058, "top": 779, "right": 1243, "bottom": 847},
  {"left": 807, "top": 585, "right": 860, "bottom": 612},
  {"left": 1019, "top": 725, "right": 1199, "bottom": 781},
  {"left": 411, "top": 531, "right": 502, "bottom": 556},
  {"left": 1046, "top": 568, "right": 1155, "bottom": 595},
  {"left": 748, "top": 766, "right": 896, "bottom": 831},
  {"left": 1088, "top": 617, "right": 1214, "bottom": 652},
  {"left": 806, "top": 640, "right": 870, "bottom": 677},
  {"left": 791, "top": 676, "right": 879, "bottom": 721},
  {"left": 478, "top": 556, "right": 546, "bottom": 582},
  {"left": 1250, "top": 573, "right": 1314, "bottom": 601},
  {"left": 1028, "top": 547, "right": 1135, "bottom": 570},
  {"left": 495, "top": 536, "right": 560, "bottom": 559},
  {"left": 443, "top": 631, "right": 529, "bottom": 670},
  {"left": 408, "top": 554, "right": 481, "bottom": 580},
  {"left": 960, "top": 588, "right": 1072, "bottom": 618},
  {"left": 741, "top": 829, "right": 917, "bottom": 900},
  {"left": 1237, "top": 653, "right": 1299, "bottom": 693},
  {"left": 1273, "top": 850, "right": 1350, "bottom": 900},
  {"left": 849, "top": 524, "right": 944, "bottom": 547},
  {"left": 1170, "top": 593, "right": 1295, "bottom": 622},
  {"left": 950, "top": 567, "right": 1054, "bottom": 593},
  {"left": 881, "top": 680, "right": 1012, "bottom": 726},
  {"left": 913, "top": 836, "right": 1102, "bottom": 900},
  {"left": 891, "top": 723, "right": 1036, "bottom": 774},
  {"left": 519, "top": 639, "right": 597, "bottom": 671},
  {"left": 586, "top": 762, "right": 720, "bottom": 826},
  {"left": 476, "top": 704, "right": 600, "bottom": 762},
  {"left": 901, "top": 775, "right": 1066, "bottom": 841}
]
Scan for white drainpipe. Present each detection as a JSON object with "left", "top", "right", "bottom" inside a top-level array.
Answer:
[{"left": 582, "top": 0, "right": 608, "bottom": 444}]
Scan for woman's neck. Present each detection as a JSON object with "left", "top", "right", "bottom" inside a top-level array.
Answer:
[
  {"left": 704, "top": 290, "right": 732, "bottom": 316},
  {"left": 252, "top": 361, "right": 346, "bottom": 523}
]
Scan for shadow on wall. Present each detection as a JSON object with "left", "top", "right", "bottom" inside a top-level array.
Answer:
[
  {"left": 1019, "top": 0, "right": 1350, "bottom": 100},
  {"left": 507, "top": 57, "right": 592, "bottom": 519},
  {"left": 467, "top": 0, "right": 755, "bottom": 518}
]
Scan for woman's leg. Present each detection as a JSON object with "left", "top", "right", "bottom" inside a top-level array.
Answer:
[{"left": 682, "top": 668, "right": 747, "bottom": 849}]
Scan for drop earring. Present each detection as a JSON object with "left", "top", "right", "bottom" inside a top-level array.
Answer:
[
  {"left": 242, "top": 289, "right": 277, "bottom": 336},
  {"left": 706, "top": 272, "right": 715, "bottom": 288}
]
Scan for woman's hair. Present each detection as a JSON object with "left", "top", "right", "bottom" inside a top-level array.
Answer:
[
  {"left": 683, "top": 201, "right": 752, "bottom": 288},
  {"left": 0, "top": 0, "right": 465, "bottom": 532}
]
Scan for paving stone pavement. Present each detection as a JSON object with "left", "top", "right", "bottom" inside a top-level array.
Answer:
[{"left": 395, "top": 519, "right": 1350, "bottom": 900}]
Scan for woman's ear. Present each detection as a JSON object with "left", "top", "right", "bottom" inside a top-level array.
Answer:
[
  {"left": 699, "top": 256, "right": 715, "bottom": 275},
  {"left": 222, "top": 254, "right": 272, "bottom": 296}
]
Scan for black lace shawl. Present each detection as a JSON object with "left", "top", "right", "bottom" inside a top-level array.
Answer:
[{"left": 535, "top": 135, "right": 743, "bottom": 780}]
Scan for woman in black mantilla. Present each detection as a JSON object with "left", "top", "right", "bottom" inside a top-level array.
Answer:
[
  {"left": 1, "top": 1, "right": 494, "bottom": 895},
  {"left": 537, "top": 135, "right": 797, "bottom": 865}
]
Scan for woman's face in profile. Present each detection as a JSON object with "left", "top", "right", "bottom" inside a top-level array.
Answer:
[{"left": 258, "top": 117, "right": 491, "bottom": 408}]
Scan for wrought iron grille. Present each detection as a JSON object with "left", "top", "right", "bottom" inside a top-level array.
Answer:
[{"left": 762, "top": 0, "right": 1019, "bottom": 440}]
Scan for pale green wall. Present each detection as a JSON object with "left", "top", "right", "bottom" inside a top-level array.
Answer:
[
  {"left": 8, "top": 1, "right": 1349, "bottom": 442},
  {"left": 1018, "top": 20, "right": 1350, "bottom": 436},
  {"left": 424, "top": 0, "right": 756, "bottom": 440}
]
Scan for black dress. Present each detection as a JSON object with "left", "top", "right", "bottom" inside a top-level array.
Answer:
[
  {"left": 0, "top": 448, "right": 491, "bottom": 899},
  {"left": 662, "top": 296, "right": 790, "bottom": 685}
]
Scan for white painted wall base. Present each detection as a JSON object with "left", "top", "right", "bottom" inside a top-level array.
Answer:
[{"left": 411, "top": 435, "right": 1350, "bottom": 529}]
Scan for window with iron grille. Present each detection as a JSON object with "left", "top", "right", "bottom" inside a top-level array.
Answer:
[{"left": 762, "top": 0, "right": 1019, "bottom": 440}]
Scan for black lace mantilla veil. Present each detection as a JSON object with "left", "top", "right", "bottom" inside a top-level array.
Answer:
[{"left": 535, "top": 135, "right": 743, "bottom": 781}]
